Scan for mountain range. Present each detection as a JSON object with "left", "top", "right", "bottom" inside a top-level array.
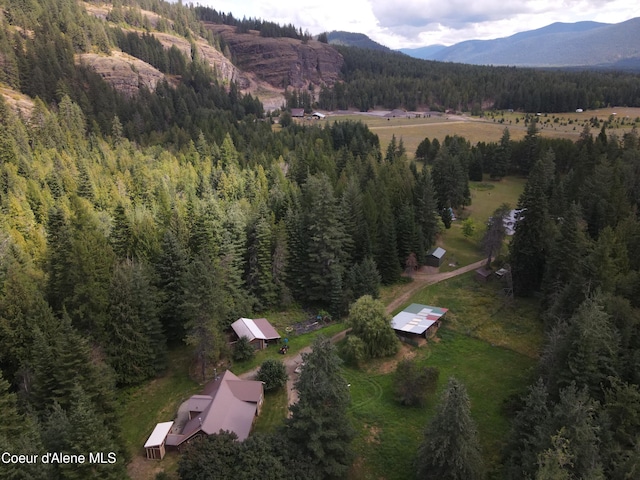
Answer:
[{"left": 399, "top": 17, "right": 640, "bottom": 69}]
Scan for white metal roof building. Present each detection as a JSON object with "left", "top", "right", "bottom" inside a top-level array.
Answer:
[
  {"left": 231, "top": 318, "right": 281, "bottom": 349},
  {"left": 391, "top": 303, "right": 448, "bottom": 339},
  {"left": 144, "top": 421, "right": 174, "bottom": 460}
]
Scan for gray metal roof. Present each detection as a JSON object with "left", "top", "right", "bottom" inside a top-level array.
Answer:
[
  {"left": 428, "top": 247, "right": 446, "bottom": 259},
  {"left": 231, "top": 318, "right": 280, "bottom": 342},
  {"left": 391, "top": 304, "right": 448, "bottom": 335}
]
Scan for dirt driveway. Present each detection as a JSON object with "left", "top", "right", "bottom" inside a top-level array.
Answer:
[{"left": 240, "top": 258, "right": 489, "bottom": 409}]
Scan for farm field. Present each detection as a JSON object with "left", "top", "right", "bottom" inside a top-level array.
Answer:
[{"left": 312, "top": 107, "right": 640, "bottom": 158}]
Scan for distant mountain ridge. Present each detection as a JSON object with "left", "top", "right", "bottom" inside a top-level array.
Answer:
[{"left": 400, "top": 18, "right": 640, "bottom": 70}]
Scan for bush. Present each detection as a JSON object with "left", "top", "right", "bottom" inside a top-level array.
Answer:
[
  {"left": 393, "top": 359, "right": 439, "bottom": 407},
  {"left": 340, "top": 335, "right": 366, "bottom": 366},
  {"left": 257, "top": 359, "right": 288, "bottom": 391},
  {"left": 232, "top": 336, "right": 255, "bottom": 362}
]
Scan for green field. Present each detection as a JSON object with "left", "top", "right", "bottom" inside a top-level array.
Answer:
[
  {"left": 429, "top": 176, "right": 526, "bottom": 272},
  {"left": 242, "top": 273, "right": 542, "bottom": 480},
  {"left": 344, "top": 328, "right": 536, "bottom": 480}
]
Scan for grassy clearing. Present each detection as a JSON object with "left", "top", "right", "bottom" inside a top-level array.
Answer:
[
  {"left": 433, "top": 176, "right": 526, "bottom": 272},
  {"left": 118, "top": 347, "right": 200, "bottom": 457},
  {"left": 344, "top": 327, "right": 536, "bottom": 480},
  {"left": 404, "top": 272, "right": 543, "bottom": 358},
  {"left": 252, "top": 387, "right": 288, "bottom": 434},
  {"left": 345, "top": 268, "right": 543, "bottom": 480}
]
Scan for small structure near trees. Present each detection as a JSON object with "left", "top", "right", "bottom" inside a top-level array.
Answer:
[
  {"left": 230, "top": 317, "right": 281, "bottom": 350},
  {"left": 425, "top": 247, "right": 446, "bottom": 267},
  {"left": 391, "top": 303, "right": 448, "bottom": 346},
  {"left": 144, "top": 421, "right": 174, "bottom": 460}
]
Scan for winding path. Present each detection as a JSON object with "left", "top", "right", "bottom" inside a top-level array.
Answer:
[{"left": 239, "top": 258, "right": 490, "bottom": 409}]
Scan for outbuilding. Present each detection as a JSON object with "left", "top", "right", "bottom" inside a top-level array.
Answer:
[
  {"left": 391, "top": 303, "right": 448, "bottom": 346},
  {"left": 231, "top": 317, "right": 281, "bottom": 350},
  {"left": 144, "top": 421, "right": 174, "bottom": 460},
  {"left": 425, "top": 247, "right": 446, "bottom": 267}
]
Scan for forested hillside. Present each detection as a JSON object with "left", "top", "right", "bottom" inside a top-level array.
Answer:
[
  {"left": 1, "top": 1, "right": 640, "bottom": 479},
  {"left": 500, "top": 121, "right": 640, "bottom": 479},
  {"left": 316, "top": 46, "right": 640, "bottom": 113}
]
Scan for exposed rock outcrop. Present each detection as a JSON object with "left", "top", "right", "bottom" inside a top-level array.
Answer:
[
  {"left": 205, "top": 25, "right": 343, "bottom": 89},
  {"left": 77, "top": 51, "right": 166, "bottom": 97}
]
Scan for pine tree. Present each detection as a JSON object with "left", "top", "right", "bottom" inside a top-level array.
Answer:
[
  {"left": 65, "top": 197, "right": 115, "bottom": 335},
  {"left": 491, "top": 127, "right": 511, "bottom": 179},
  {"left": 542, "top": 202, "right": 590, "bottom": 317},
  {"left": 155, "top": 228, "right": 189, "bottom": 344},
  {"left": 246, "top": 209, "right": 277, "bottom": 309},
  {"left": 415, "top": 166, "right": 440, "bottom": 260},
  {"left": 285, "top": 336, "right": 354, "bottom": 479},
  {"left": 302, "top": 173, "right": 347, "bottom": 303},
  {"left": 509, "top": 159, "right": 551, "bottom": 296},
  {"left": 503, "top": 379, "right": 552, "bottom": 479},
  {"left": 183, "top": 252, "right": 228, "bottom": 382},
  {"left": 415, "top": 377, "right": 484, "bottom": 480},
  {"left": 109, "top": 203, "right": 132, "bottom": 259},
  {"left": 105, "top": 260, "right": 166, "bottom": 386},
  {"left": 375, "top": 199, "right": 401, "bottom": 284}
]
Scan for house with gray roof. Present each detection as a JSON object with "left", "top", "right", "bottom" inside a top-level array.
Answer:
[{"left": 425, "top": 247, "right": 446, "bottom": 267}]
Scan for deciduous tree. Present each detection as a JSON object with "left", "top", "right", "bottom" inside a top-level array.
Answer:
[{"left": 347, "top": 295, "right": 399, "bottom": 359}]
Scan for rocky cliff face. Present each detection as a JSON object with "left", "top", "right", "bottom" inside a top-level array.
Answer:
[
  {"left": 77, "top": 51, "right": 166, "bottom": 97},
  {"left": 205, "top": 25, "right": 343, "bottom": 89}
]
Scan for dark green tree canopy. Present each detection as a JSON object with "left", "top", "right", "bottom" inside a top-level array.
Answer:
[{"left": 416, "top": 377, "right": 484, "bottom": 480}]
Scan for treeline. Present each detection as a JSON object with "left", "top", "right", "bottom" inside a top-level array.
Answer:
[
  {"left": 316, "top": 46, "right": 640, "bottom": 113},
  {"left": 193, "top": 6, "right": 312, "bottom": 41},
  {"left": 497, "top": 122, "right": 640, "bottom": 478}
]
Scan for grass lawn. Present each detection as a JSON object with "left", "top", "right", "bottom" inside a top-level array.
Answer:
[
  {"left": 430, "top": 176, "right": 526, "bottom": 272},
  {"left": 119, "top": 347, "right": 200, "bottom": 457},
  {"left": 403, "top": 271, "right": 542, "bottom": 359},
  {"left": 344, "top": 328, "right": 536, "bottom": 480},
  {"left": 346, "top": 269, "right": 542, "bottom": 480},
  {"left": 252, "top": 387, "right": 288, "bottom": 434}
]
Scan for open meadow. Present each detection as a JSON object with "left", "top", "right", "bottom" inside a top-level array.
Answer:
[
  {"left": 310, "top": 107, "right": 640, "bottom": 158},
  {"left": 424, "top": 176, "right": 526, "bottom": 272}
]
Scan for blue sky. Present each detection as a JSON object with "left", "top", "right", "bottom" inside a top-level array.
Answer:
[{"left": 192, "top": 0, "right": 638, "bottom": 48}]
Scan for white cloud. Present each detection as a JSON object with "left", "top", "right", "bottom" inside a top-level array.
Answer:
[{"left": 190, "top": 0, "right": 637, "bottom": 49}]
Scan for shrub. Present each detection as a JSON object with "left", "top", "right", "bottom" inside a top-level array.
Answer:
[
  {"left": 257, "top": 359, "right": 288, "bottom": 391},
  {"left": 232, "top": 336, "right": 255, "bottom": 362},
  {"left": 393, "top": 359, "right": 439, "bottom": 407}
]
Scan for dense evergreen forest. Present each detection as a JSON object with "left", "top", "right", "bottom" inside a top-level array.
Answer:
[
  {"left": 1, "top": 0, "right": 640, "bottom": 478},
  {"left": 316, "top": 46, "right": 640, "bottom": 113}
]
